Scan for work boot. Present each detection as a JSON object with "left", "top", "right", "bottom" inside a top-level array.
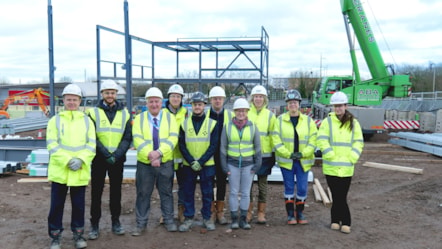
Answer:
[
  {"left": 239, "top": 209, "right": 251, "bottom": 230},
  {"left": 73, "top": 228, "right": 87, "bottom": 249},
  {"left": 131, "top": 226, "right": 145, "bottom": 236},
  {"left": 246, "top": 202, "right": 253, "bottom": 222},
  {"left": 49, "top": 230, "right": 61, "bottom": 249},
  {"left": 178, "top": 218, "right": 193, "bottom": 232},
  {"left": 112, "top": 219, "right": 125, "bottom": 235},
  {"left": 341, "top": 225, "right": 351, "bottom": 234},
  {"left": 330, "top": 223, "right": 340, "bottom": 230},
  {"left": 230, "top": 211, "right": 239, "bottom": 230},
  {"left": 203, "top": 219, "right": 216, "bottom": 231},
  {"left": 296, "top": 199, "right": 308, "bottom": 224},
  {"left": 165, "top": 222, "right": 178, "bottom": 232},
  {"left": 87, "top": 223, "right": 99, "bottom": 240},
  {"left": 177, "top": 204, "right": 185, "bottom": 223},
  {"left": 285, "top": 198, "right": 297, "bottom": 225},
  {"left": 210, "top": 201, "right": 217, "bottom": 223},
  {"left": 215, "top": 201, "right": 228, "bottom": 225},
  {"left": 257, "top": 202, "right": 267, "bottom": 224}
]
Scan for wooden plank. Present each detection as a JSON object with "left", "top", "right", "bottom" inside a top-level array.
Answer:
[
  {"left": 363, "top": 150, "right": 428, "bottom": 156},
  {"left": 17, "top": 177, "right": 48, "bottom": 183},
  {"left": 314, "top": 178, "right": 331, "bottom": 207},
  {"left": 362, "top": 161, "right": 423, "bottom": 174},
  {"left": 327, "top": 187, "right": 333, "bottom": 203},
  {"left": 312, "top": 184, "right": 322, "bottom": 202},
  {"left": 393, "top": 158, "right": 442, "bottom": 163},
  {"left": 15, "top": 169, "right": 30, "bottom": 175}
]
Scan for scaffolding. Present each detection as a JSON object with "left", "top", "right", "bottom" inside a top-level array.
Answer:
[{"left": 96, "top": 1, "right": 269, "bottom": 114}]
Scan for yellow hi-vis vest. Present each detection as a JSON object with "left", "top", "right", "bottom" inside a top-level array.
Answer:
[
  {"left": 317, "top": 113, "right": 364, "bottom": 177},
  {"left": 182, "top": 114, "right": 217, "bottom": 166},
  {"left": 272, "top": 112, "right": 317, "bottom": 172},
  {"left": 226, "top": 121, "right": 256, "bottom": 160},
  {"left": 46, "top": 110, "right": 96, "bottom": 186},
  {"left": 248, "top": 105, "right": 276, "bottom": 158},
  {"left": 132, "top": 111, "right": 178, "bottom": 164},
  {"left": 88, "top": 107, "right": 130, "bottom": 152},
  {"left": 206, "top": 108, "right": 233, "bottom": 126},
  {"left": 163, "top": 106, "right": 188, "bottom": 167}
]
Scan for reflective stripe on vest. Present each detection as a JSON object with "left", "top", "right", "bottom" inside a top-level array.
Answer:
[
  {"left": 92, "top": 107, "right": 129, "bottom": 152},
  {"left": 226, "top": 122, "right": 255, "bottom": 160},
  {"left": 136, "top": 111, "right": 174, "bottom": 153},
  {"left": 322, "top": 116, "right": 355, "bottom": 167},
  {"left": 49, "top": 114, "right": 95, "bottom": 154},
  {"left": 183, "top": 115, "right": 216, "bottom": 165},
  {"left": 275, "top": 115, "right": 312, "bottom": 163}
]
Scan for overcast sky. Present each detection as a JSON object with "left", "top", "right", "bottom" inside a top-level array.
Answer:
[{"left": 0, "top": 0, "right": 441, "bottom": 84}]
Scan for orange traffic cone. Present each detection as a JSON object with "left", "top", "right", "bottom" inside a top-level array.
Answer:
[{"left": 37, "top": 129, "right": 43, "bottom": 139}]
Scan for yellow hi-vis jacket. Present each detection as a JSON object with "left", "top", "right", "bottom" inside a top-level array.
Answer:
[
  {"left": 272, "top": 112, "right": 317, "bottom": 172},
  {"left": 181, "top": 114, "right": 217, "bottom": 166},
  {"left": 88, "top": 107, "right": 130, "bottom": 152},
  {"left": 248, "top": 104, "right": 276, "bottom": 158},
  {"left": 317, "top": 112, "right": 364, "bottom": 177},
  {"left": 163, "top": 106, "right": 188, "bottom": 169},
  {"left": 46, "top": 110, "right": 96, "bottom": 186},
  {"left": 132, "top": 110, "right": 178, "bottom": 164}
]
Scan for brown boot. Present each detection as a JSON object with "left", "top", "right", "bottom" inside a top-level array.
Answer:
[
  {"left": 177, "top": 204, "right": 185, "bottom": 223},
  {"left": 215, "top": 201, "right": 228, "bottom": 225},
  {"left": 257, "top": 202, "right": 267, "bottom": 224},
  {"left": 246, "top": 202, "right": 253, "bottom": 222},
  {"left": 210, "top": 201, "right": 217, "bottom": 223}
]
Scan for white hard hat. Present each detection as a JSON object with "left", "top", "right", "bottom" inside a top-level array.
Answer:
[
  {"left": 100, "top": 80, "right": 119, "bottom": 92},
  {"left": 330, "top": 92, "right": 348, "bottom": 105},
  {"left": 251, "top": 85, "right": 267, "bottom": 96},
  {"left": 233, "top": 98, "right": 250, "bottom": 110},
  {"left": 209, "top": 86, "right": 226, "bottom": 98},
  {"left": 62, "top": 84, "right": 82, "bottom": 97},
  {"left": 167, "top": 84, "right": 184, "bottom": 96},
  {"left": 145, "top": 87, "right": 164, "bottom": 99}
]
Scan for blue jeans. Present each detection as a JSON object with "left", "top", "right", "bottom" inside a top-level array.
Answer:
[
  {"left": 228, "top": 164, "right": 254, "bottom": 211},
  {"left": 135, "top": 160, "right": 174, "bottom": 227},
  {"left": 181, "top": 165, "right": 215, "bottom": 220},
  {"left": 280, "top": 161, "right": 309, "bottom": 201},
  {"left": 48, "top": 182, "right": 86, "bottom": 236}
]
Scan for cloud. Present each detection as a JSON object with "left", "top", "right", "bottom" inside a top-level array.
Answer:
[{"left": 0, "top": 0, "right": 441, "bottom": 83}]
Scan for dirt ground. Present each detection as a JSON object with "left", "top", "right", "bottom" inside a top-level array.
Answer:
[{"left": 1, "top": 133, "right": 441, "bottom": 249}]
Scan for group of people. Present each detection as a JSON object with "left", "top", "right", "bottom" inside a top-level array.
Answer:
[{"left": 46, "top": 81, "right": 364, "bottom": 249}]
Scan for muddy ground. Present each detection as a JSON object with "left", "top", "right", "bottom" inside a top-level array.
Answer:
[{"left": 1, "top": 133, "right": 441, "bottom": 249}]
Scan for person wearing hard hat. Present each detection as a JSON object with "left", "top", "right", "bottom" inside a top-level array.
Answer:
[
  {"left": 86, "top": 80, "right": 132, "bottom": 240},
  {"left": 163, "top": 84, "right": 188, "bottom": 224},
  {"left": 207, "top": 85, "right": 233, "bottom": 225},
  {"left": 220, "top": 98, "right": 262, "bottom": 230},
  {"left": 317, "top": 91, "right": 364, "bottom": 234},
  {"left": 131, "top": 87, "right": 179, "bottom": 235},
  {"left": 177, "top": 92, "right": 219, "bottom": 232},
  {"left": 272, "top": 89, "right": 317, "bottom": 225},
  {"left": 246, "top": 85, "right": 276, "bottom": 224},
  {"left": 46, "top": 84, "right": 96, "bottom": 249}
]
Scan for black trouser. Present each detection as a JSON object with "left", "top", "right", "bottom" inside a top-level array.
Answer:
[
  {"left": 214, "top": 161, "right": 227, "bottom": 201},
  {"left": 90, "top": 160, "right": 124, "bottom": 225},
  {"left": 326, "top": 175, "right": 352, "bottom": 226}
]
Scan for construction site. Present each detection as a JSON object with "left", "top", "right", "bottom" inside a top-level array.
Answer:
[{"left": 1, "top": 0, "right": 441, "bottom": 249}]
